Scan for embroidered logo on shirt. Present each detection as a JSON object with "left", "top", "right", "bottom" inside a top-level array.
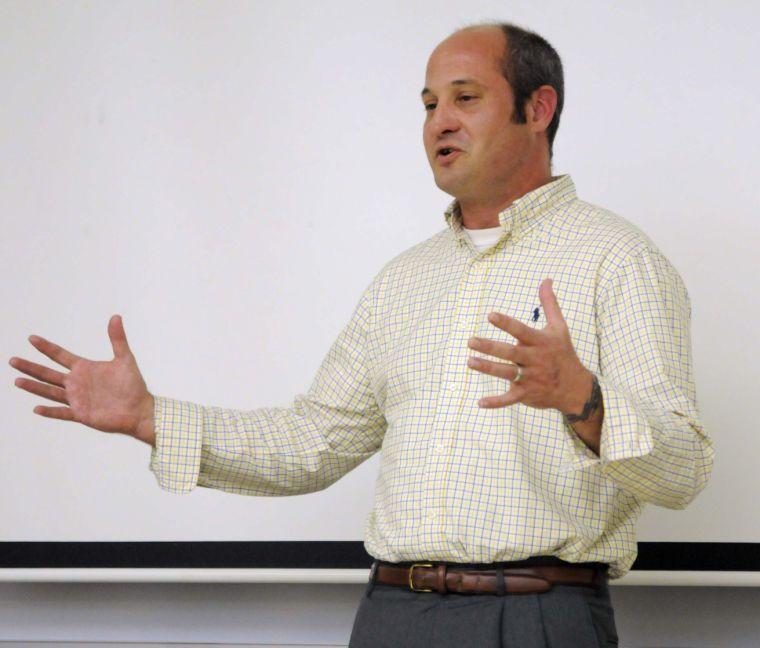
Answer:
[{"left": 532, "top": 306, "right": 541, "bottom": 322}]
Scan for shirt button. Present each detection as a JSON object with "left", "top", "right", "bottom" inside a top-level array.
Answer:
[
  {"left": 447, "top": 383, "right": 457, "bottom": 392},
  {"left": 434, "top": 443, "right": 446, "bottom": 454}
]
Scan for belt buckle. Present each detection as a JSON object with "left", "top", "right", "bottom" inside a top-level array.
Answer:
[{"left": 408, "top": 563, "right": 434, "bottom": 592}]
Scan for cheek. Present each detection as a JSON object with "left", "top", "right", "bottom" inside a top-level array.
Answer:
[
  {"left": 482, "top": 125, "right": 523, "bottom": 162},
  {"left": 470, "top": 116, "right": 506, "bottom": 152},
  {"left": 422, "top": 128, "right": 435, "bottom": 155}
]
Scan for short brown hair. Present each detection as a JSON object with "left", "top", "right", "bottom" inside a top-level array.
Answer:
[{"left": 458, "top": 22, "right": 565, "bottom": 162}]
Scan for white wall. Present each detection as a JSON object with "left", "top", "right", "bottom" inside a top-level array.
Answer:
[{"left": 2, "top": 0, "right": 759, "bottom": 645}]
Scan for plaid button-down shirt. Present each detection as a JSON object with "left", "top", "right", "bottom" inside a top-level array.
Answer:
[{"left": 149, "top": 174, "right": 713, "bottom": 579}]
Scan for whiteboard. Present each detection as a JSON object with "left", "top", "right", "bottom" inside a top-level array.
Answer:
[{"left": 1, "top": 0, "right": 757, "bottom": 582}]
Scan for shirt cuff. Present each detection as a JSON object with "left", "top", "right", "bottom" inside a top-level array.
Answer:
[
  {"left": 148, "top": 395, "right": 204, "bottom": 493},
  {"left": 594, "top": 372, "right": 657, "bottom": 465}
]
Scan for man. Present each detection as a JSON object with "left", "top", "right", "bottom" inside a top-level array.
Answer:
[{"left": 10, "top": 21, "right": 713, "bottom": 647}]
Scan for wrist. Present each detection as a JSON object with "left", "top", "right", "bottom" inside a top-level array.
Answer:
[
  {"left": 559, "top": 368, "right": 595, "bottom": 418},
  {"left": 557, "top": 368, "right": 603, "bottom": 456},
  {"left": 134, "top": 393, "right": 156, "bottom": 446}
]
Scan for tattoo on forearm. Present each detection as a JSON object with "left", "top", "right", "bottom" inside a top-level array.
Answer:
[{"left": 564, "top": 374, "right": 602, "bottom": 423}]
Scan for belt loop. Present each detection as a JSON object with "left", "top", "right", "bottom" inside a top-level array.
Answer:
[
  {"left": 436, "top": 563, "right": 447, "bottom": 594},
  {"left": 496, "top": 567, "right": 506, "bottom": 596}
]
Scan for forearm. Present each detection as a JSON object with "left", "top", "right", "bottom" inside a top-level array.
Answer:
[
  {"left": 593, "top": 374, "right": 713, "bottom": 509},
  {"left": 149, "top": 393, "right": 385, "bottom": 495},
  {"left": 559, "top": 368, "right": 603, "bottom": 456}
]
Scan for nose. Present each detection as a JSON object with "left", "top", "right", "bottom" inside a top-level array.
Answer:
[{"left": 426, "top": 101, "right": 461, "bottom": 140}]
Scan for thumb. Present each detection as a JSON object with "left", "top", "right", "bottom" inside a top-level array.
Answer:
[{"left": 108, "top": 314, "right": 132, "bottom": 359}]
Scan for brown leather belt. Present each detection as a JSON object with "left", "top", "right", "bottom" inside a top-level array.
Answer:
[{"left": 371, "top": 561, "right": 607, "bottom": 595}]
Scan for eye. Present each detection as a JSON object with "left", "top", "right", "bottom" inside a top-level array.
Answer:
[
  {"left": 424, "top": 102, "right": 437, "bottom": 111},
  {"left": 458, "top": 95, "right": 476, "bottom": 102}
]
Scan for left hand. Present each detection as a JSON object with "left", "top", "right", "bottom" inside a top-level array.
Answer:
[{"left": 466, "top": 278, "right": 591, "bottom": 412}]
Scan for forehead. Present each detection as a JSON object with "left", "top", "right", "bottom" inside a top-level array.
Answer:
[{"left": 424, "top": 28, "right": 505, "bottom": 90}]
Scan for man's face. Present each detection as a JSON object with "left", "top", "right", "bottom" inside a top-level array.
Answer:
[{"left": 422, "top": 28, "right": 531, "bottom": 202}]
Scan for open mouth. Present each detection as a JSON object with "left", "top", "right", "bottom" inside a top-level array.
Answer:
[{"left": 436, "top": 147, "right": 462, "bottom": 163}]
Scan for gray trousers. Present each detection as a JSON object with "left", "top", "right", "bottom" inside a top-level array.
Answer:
[{"left": 348, "top": 569, "right": 619, "bottom": 647}]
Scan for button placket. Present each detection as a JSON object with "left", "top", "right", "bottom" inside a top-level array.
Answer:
[{"left": 423, "top": 253, "right": 485, "bottom": 534}]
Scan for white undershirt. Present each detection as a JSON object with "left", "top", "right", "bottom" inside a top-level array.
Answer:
[{"left": 463, "top": 225, "right": 503, "bottom": 252}]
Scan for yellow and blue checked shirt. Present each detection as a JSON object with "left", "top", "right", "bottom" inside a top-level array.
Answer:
[{"left": 149, "top": 174, "right": 713, "bottom": 579}]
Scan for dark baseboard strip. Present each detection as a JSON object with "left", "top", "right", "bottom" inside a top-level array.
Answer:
[{"left": 0, "top": 541, "right": 756, "bottom": 571}]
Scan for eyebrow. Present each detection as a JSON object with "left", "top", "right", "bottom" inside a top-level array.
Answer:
[{"left": 420, "top": 78, "right": 481, "bottom": 97}]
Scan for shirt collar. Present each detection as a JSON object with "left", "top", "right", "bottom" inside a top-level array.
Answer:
[{"left": 443, "top": 174, "right": 577, "bottom": 244}]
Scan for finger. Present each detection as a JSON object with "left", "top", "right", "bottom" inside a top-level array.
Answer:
[
  {"left": 486, "top": 311, "right": 542, "bottom": 346},
  {"left": 477, "top": 387, "right": 524, "bottom": 408},
  {"left": 14, "top": 377, "right": 69, "bottom": 405},
  {"left": 28, "top": 335, "right": 83, "bottom": 370},
  {"left": 9, "top": 356, "right": 66, "bottom": 388},
  {"left": 539, "top": 278, "right": 566, "bottom": 329},
  {"left": 33, "top": 405, "right": 77, "bottom": 421},
  {"left": 108, "top": 314, "right": 132, "bottom": 359},
  {"left": 467, "top": 337, "right": 531, "bottom": 364},
  {"left": 467, "top": 357, "right": 527, "bottom": 383}
]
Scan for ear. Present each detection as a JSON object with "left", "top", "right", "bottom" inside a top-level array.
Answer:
[{"left": 525, "top": 85, "right": 557, "bottom": 134}]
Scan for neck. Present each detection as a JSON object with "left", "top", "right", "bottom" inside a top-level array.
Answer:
[{"left": 458, "top": 167, "right": 555, "bottom": 230}]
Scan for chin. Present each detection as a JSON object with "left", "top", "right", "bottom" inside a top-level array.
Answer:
[{"left": 433, "top": 173, "right": 464, "bottom": 197}]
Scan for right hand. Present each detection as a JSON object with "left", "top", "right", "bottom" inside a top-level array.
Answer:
[{"left": 9, "top": 315, "right": 155, "bottom": 444}]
